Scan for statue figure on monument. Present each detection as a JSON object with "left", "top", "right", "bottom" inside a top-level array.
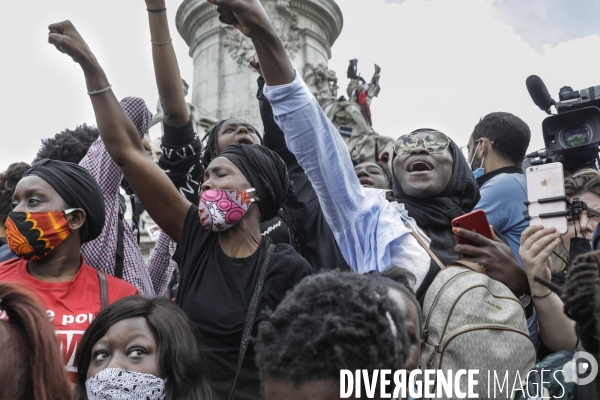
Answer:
[
  {"left": 304, "top": 60, "right": 393, "bottom": 165},
  {"left": 148, "top": 79, "right": 218, "bottom": 138}
]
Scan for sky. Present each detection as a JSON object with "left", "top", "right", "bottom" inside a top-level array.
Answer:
[{"left": 2, "top": 0, "right": 600, "bottom": 171}]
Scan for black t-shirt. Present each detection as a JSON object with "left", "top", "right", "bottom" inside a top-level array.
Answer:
[{"left": 173, "top": 205, "right": 313, "bottom": 400}]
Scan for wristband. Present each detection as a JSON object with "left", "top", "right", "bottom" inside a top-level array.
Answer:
[
  {"left": 87, "top": 84, "right": 112, "bottom": 96},
  {"left": 531, "top": 290, "right": 552, "bottom": 298}
]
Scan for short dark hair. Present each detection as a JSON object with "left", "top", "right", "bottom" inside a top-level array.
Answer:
[
  {"left": 0, "top": 162, "right": 31, "bottom": 225},
  {"left": 255, "top": 271, "right": 409, "bottom": 386},
  {"left": 34, "top": 124, "right": 99, "bottom": 165},
  {"left": 471, "top": 112, "right": 531, "bottom": 166},
  {"left": 74, "top": 296, "right": 215, "bottom": 400}
]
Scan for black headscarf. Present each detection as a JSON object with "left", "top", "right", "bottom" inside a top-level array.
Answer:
[
  {"left": 220, "top": 143, "right": 292, "bottom": 222},
  {"left": 392, "top": 129, "right": 480, "bottom": 299},
  {"left": 24, "top": 159, "right": 105, "bottom": 244}
]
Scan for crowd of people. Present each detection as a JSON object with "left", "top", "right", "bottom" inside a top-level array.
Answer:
[{"left": 1, "top": 0, "right": 599, "bottom": 399}]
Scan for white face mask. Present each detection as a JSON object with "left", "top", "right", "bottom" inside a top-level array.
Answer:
[{"left": 85, "top": 368, "right": 166, "bottom": 400}]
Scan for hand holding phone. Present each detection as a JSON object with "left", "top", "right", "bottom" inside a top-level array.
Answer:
[
  {"left": 525, "top": 163, "right": 568, "bottom": 234},
  {"left": 451, "top": 210, "right": 495, "bottom": 246}
]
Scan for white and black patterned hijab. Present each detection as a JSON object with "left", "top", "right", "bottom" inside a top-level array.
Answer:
[{"left": 85, "top": 368, "right": 165, "bottom": 400}]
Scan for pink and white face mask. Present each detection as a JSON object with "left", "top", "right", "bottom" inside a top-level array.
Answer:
[{"left": 198, "top": 188, "right": 256, "bottom": 232}]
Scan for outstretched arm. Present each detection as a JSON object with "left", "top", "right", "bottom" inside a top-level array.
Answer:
[
  {"left": 48, "top": 21, "right": 190, "bottom": 243},
  {"left": 145, "top": 0, "right": 189, "bottom": 126}
]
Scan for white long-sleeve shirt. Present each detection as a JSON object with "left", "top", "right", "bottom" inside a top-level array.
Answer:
[{"left": 264, "top": 72, "right": 431, "bottom": 289}]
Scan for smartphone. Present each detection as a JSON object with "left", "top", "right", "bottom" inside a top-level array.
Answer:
[
  {"left": 451, "top": 210, "right": 495, "bottom": 246},
  {"left": 525, "top": 163, "right": 568, "bottom": 234}
]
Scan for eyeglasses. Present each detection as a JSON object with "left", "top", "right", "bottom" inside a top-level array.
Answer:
[{"left": 393, "top": 131, "right": 451, "bottom": 155}]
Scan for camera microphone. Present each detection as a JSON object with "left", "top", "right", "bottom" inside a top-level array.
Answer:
[{"left": 526, "top": 75, "right": 556, "bottom": 115}]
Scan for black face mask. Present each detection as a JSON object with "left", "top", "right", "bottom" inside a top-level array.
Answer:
[{"left": 568, "top": 237, "right": 592, "bottom": 269}]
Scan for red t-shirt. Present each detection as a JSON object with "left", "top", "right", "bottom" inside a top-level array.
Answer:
[{"left": 0, "top": 257, "right": 138, "bottom": 380}]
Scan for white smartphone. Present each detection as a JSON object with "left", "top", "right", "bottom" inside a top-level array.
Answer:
[{"left": 525, "top": 163, "right": 568, "bottom": 234}]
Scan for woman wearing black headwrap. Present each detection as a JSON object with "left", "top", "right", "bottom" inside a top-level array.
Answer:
[
  {"left": 392, "top": 129, "right": 531, "bottom": 301},
  {"left": 391, "top": 129, "right": 481, "bottom": 298},
  {"left": 48, "top": 20, "right": 312, "bottom": 399},
  {"left": 0, "top": 159, "right": 138, "bottom": 381}
]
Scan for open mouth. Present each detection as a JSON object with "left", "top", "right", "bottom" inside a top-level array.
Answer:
[
  {"left": 359, "top": 178, "right": 372, "bottom": 186},
  {"left": 407, "top": 158, "right": 434, "bottom": 172},
  {"left": 236, "top": 137, "right": 254, "bottom": 145}
]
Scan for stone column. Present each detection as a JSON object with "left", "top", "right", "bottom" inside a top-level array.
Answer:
[{"left": 176, "top": 0, "right": 343, "bottom": 132}]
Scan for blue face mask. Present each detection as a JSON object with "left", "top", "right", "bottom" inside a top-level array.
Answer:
[{"left": 470, "top": 140, "right": 485, "bottom": 179}]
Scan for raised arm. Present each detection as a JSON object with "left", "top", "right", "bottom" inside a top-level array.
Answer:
[
  {"left": 48, "top": 21, "right": 190, "bottom": 243},
  {"left": 212, "top": 0, "right": 368, "bottom": 232},
  {"left": 145, "top": 0, "right": 189, "bottom": 126},
  {"left": 211, "top": 0, "right": 422, "bottom": 279}
]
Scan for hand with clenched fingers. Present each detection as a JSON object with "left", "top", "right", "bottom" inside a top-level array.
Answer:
[
  {"left": 209, "top": 0, "right": 271, "bottom": 38},
  {"left": 48, "top": 21, "right": 96, "bottom": 66}
]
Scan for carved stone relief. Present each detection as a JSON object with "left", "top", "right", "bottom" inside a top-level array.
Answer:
[{"left": 222, "top": 0, "right": 301, "bottom": 68}]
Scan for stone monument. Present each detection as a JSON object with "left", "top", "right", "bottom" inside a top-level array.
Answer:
[{"left": 176, "top": 0, "right": 344, "bottom": 133}]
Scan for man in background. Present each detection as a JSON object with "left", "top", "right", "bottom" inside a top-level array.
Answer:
[{"left": 469, "top": 112, "right": 531, "bottom": 267}]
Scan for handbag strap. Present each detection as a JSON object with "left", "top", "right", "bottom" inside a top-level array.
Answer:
[
  {"left": 447, "top": 259, "right": 487, "bottom": 274},
  {"left": 98, "top": 270, "right": 108, "bottom": 310},
  {"left": 406, "top": 224, "right": 446, "bottom": 271},
  {"left": 228, "top": 244, "right": 276, "bottom": 400}
]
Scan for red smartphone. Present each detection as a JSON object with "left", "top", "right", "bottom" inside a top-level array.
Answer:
[{"left": 451, "top": 210, "right": 494, "bottom": 246}]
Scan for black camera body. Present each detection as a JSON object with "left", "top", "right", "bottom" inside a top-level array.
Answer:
[{"left": 526, "top": 76, "right": 600, "bottom": 172}]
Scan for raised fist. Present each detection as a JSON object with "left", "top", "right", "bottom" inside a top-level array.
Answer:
[
  {"left": 210, "top": 0, "right": 269, "bottom": 38},
  {"left": 48, "top": 21, "right": 94, "bottom": 65}
]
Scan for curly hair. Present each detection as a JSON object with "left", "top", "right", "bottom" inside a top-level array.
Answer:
[
  {"left": 563, "top": 251, "right": 600, "bottom": 354},
  {"left": 0, "top": 162, "right": 31, "bottom": 225},
  {"left": 255, "top": 271, "right": 409, "bottom": 387},
  {"left": 33, "top": 124, "right": 99, "bottom": 165}
]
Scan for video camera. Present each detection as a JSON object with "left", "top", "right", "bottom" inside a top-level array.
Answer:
[{"left": 525, "top": 75, "right": 600, "bottom": 173}]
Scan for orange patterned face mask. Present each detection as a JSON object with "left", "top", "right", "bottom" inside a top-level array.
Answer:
[{"left": 6, "top": 209, "right": 75, "bottom": 261}]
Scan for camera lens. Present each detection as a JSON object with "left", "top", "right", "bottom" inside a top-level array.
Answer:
[{"left": 561, "top": 125, "right": 591, "bottom": 148}]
